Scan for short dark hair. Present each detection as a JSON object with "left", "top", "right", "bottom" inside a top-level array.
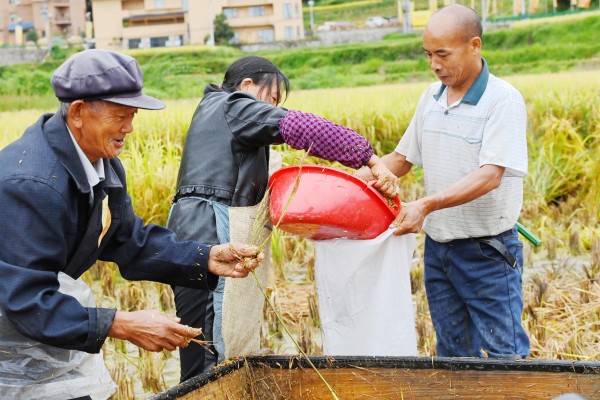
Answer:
[{"left": 219, "top": 56, "right": 290, "bottom": 105}]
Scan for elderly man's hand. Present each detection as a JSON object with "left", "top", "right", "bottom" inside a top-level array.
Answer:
[
  {"left": 108, "top": 310, "right": 203, "bottom": 352},
  {"left": 208, "top": 243, "right": 264, "bottom": 278}
]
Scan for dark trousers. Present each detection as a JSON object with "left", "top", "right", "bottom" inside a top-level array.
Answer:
[
  {"left": 168, "top": 198, "right": 221, "bottom": 381},
  {"left": 173, "top": 285, "right": 217, "bottom": 382},
  {"left": 424, "top": 227, "right": 530, "bottom": 358}
]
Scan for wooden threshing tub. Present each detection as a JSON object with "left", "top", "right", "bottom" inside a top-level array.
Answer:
[{"left": 149, "top": 356, "right": 600, "bottom": 399}]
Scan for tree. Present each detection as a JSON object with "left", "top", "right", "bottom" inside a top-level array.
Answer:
[
  {"left": 213, "top": 13, "right": 235, "bottom": 45},
  {"left": 86, "top": 0, "right": 93, "bottom": 20},
  {"left": 25, "top": 29, "right": 39, "bottom": 47}
]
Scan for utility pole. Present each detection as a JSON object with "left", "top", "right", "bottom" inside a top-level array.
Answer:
[
  {"left": 402, "top": 0, "right": 412, "bottom": 34},
  {"left": 308, "top": 0, "right": 315, "bottom": 35},
  {"left": 207, "top": 0, "right": 215, "bottom": 46},
  {"left": 41, "top": 1, "right": 53, "bottom": 53},
  {"left": 482, "top": 0, "right": 487, "bottom": 28}
]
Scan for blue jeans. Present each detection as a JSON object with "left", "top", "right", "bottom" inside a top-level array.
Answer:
[
  {"left": 424, "top": 226, "right": 530, "bottom": 358},
  {"left": 213, "top": 276, "right": 226, "bottom": 363}
]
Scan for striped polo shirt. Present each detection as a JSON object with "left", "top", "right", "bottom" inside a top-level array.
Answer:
[{"left": 395, "top": 59, "right": 528, "bottom": 242}]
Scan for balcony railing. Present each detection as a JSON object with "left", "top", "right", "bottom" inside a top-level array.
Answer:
[
  {"left": 54, "top": 15, "right": 71, "bottom": 25},
  {"left": 227, "top": 14, "right": 278, "bottom": 27},
  {"left": 225, "top": 0, "right": 275, "bottom": 7}
]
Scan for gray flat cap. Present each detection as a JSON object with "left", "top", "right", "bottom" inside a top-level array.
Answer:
[{"left": 51, "top": 49, "right": 165, "bottom": 110}]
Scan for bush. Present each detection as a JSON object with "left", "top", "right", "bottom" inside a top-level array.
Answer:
[{"left": 0, "top": 15, "right": 597, "bottom": 110}]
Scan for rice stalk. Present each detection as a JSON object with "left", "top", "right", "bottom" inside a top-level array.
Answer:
[
  {"left": 269, "top": 227, "right": 287, "bottom": 280},
  {"left": 156, "top": 283, "right": 175, "bottom": 312},
  {"left": 119, "top": 281, "right": 148, "bottom": 311},
  {"left": 138, "top": 348, "right": 167, "bottom": 393},
  {"left": 248, "top": 267, "right": 340, "bottom": 400},
  {"left": 2, "top": 71, "right": 599, "bottom": 396},
  {"left": 230, "top": 151, "right": 340, "bottom": 398},
  {"left": 108, "top": 356, "right": 135, "bottom": 400},
  {"left": 307, "top": 290, "right": 321, "bottom": 328}
]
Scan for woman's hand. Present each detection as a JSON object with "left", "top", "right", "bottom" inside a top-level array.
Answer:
[{"left": 368, "top": 158, "right": 400, "bottom": 199}]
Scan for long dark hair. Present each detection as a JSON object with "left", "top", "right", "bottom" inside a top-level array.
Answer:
[{"left": 216, "top": 56, "right": 290, "bottom": 105}]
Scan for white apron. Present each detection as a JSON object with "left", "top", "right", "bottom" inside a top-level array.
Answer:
[{"left": 0, "top": 272, "right": 116, "bottom": 400}]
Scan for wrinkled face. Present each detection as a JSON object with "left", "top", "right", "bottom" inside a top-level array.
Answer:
[
  {"left": 422, "top": 23, "right": 480, "bottom": 90},
  {"left": 77, "top": 101, "right": 138, "bottom": 162}
]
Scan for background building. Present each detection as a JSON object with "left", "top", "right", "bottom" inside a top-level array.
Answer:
[
  {"left": 91, "top": 0, "right": 304, "bottom": 49},
  {"left": 0, "top": 0, "right": 86, "bottom": 46}
]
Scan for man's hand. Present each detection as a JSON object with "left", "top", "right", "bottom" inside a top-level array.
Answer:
[
  {"left": 390, "top": 200, "right": 429, "bottom": 236},
  {"left": 208, "top": 243, "right": 264, "bottom": 278},
  {"left": 108, "top": 310, "right": 202, "bottom": 352},
  {"left": 390, "top": 164, "right": 506, "bottom": 236}
]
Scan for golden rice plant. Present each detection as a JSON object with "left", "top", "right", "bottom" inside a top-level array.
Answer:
[
  {"left": 138, "top": 348, "right": 168, "bottom": 393},
  {"left": 108, "top": 356, "right": 135, "bottom": 400},
  {"left": 1, "top": 70, "right": 599, "bottom": 398},
  {"left": 524, "top": 264, "right": 600, "bottom": 360},
  {"left": 119, "top": 281, "right": 149, "bottom": 311},
  {"left": 120, "top": 101, "right": 197, "bottom": 226}
]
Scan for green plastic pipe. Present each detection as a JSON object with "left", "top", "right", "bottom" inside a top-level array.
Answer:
[{"left": 516, "top": 221, "right": 542, "bottom": 247}]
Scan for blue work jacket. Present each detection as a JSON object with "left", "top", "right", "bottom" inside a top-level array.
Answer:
[{"left": 0, "top": 113, "right": 216, "bottom": 354}]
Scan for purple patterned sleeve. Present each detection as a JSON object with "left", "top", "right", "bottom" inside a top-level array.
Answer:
[{"left": 278, "top": 109, "right": 374, "bottom": 169}]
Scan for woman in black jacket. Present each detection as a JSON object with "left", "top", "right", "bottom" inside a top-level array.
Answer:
[{"left": 168, "top": 56, "right": 398, "bottom": 381}]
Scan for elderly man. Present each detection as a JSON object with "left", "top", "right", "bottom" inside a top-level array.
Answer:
[
  {"left": 0, "top": 49, "right": 262, "bottom": 399},
  {"left": 361, "top": 5, "right": 530, "bottom": 359}
]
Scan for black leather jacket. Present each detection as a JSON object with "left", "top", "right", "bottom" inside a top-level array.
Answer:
[{"left": 174, "top": 85, "right": 288, "bottom": 207}]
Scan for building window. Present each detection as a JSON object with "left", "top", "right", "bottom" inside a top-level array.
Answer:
[
  {"left": 223, "top": 8, "right": 237, "bottom": 19},
  {"left": 295, "top": 3, "right": 300, "bottom": 17},
  {"left": 258, "top": 28, "right": 274, "bottom": 42},
  {"left": 283, "top": 4, "right": 292, "bottom": 19},
  {"left": 150, "top": 36, "right": 169, "bottom": 47},
  {"left": 285, "top": 26, "right": 293, "bottom": 40},
  {"left": 128, "top": 38, "right": 142, "bottom": 49},
  {"left": 9, "top": 0, "right": 21, "bottom": 5},
  {"left": 182, "top": 0, "right": 189, "bottom": 11},
  {"left": 9, "top": 13, "right": 21, "bottom": 23},
  {"left": 231, "top": 32, "right": 240, "bottom": 44},
  {"left": 165, "top": 35, "right": 183, "bottom": 46},
  {"left": 249, "top": 6, "right": 265, "bottom": 17},
  {"left": 154, "top": 0, "right": 165, "bottom": 8}
]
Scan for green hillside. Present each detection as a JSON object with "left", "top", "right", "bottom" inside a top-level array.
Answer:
[
  {"left": 302, "top": 0, "right": 598, "bottom": 31},
  {"left": 0, "top": 13, "right": 598, "bottom": 111}
]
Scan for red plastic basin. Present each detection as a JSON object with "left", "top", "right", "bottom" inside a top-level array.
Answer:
[{"left": 268, "top": 165, "right": 400, "bottom": 240}]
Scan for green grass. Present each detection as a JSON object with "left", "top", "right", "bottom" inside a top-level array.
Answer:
[
  {"left": 0, "top": 14, "right": 597, "bottom": 112},
  {"left": 304, "top": 0, "right": 400, "bottom": 30},
  {"left": 304, "top": 0, "right": 599, "bottom": 31}
]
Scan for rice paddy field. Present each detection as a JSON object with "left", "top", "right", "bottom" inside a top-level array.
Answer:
[{"left": 1, "top": 69, "right": 598, "bottom": 398}]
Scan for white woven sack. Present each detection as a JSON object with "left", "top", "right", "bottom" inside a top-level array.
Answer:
[
  {"left": 314, "top": 230, "right": 418, "bottom": 356},
  {"left": 220, "top": 148, "right": 281, "bottom": 359}
]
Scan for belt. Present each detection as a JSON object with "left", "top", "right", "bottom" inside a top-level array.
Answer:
[{"left": 479, "top": 238, "right": 517, "bottom": 268}]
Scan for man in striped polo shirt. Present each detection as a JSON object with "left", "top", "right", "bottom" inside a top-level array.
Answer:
[{"left": 370, "top": 4, "right": 530, "bottom": 358}]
